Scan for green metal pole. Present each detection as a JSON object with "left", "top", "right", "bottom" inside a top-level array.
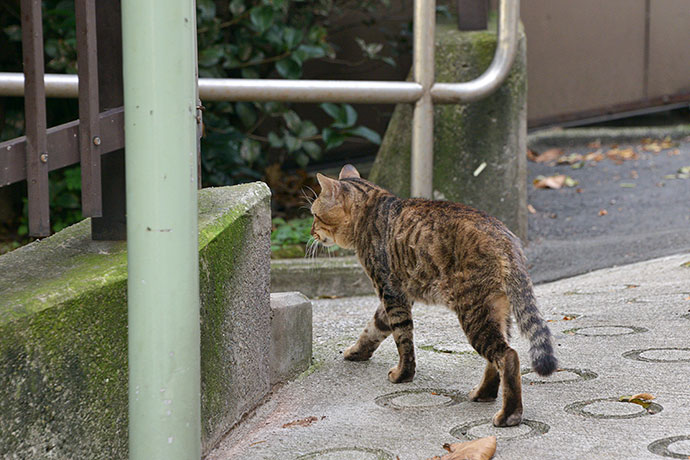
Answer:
[{"left": 122, "top": 0, "right": 200, "bottom": 459}]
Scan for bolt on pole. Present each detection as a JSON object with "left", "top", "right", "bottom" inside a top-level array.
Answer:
[{"left": 122, "top": 0, "right": 201, "bottom": 458}]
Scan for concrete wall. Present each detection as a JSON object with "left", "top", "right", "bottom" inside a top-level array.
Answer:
[
  {"left": 0, "top": 183, "right": 273, "bottom": 459},
  {"left": 368, "top": 21, "right": 527, "bottom": 241}
]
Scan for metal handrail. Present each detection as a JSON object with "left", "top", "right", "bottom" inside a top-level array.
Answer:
[
  {"left": 0, "top": 73, "right": 425, "bottom": 103},
  {"left": 0, "top": 0, "right": 520, "bottom": 198}
]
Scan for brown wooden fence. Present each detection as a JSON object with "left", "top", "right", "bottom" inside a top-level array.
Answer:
[{"left": 0, "top": 0, "right": 126, "bottom": 239}]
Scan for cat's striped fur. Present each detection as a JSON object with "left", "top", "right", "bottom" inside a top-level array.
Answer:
[{"left": 310, "top": 165, "right": 557, "bottom": 427}]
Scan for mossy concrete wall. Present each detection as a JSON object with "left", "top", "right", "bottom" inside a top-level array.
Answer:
[
  {"left": 0, "top": 183, "right": 271, "bottom": 459},
  {"left": 369, "top": 22, "right": 528, "bottom": 240}
]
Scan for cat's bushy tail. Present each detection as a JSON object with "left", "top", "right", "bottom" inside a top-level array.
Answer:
[{"left": 505, "top": 263, "right": 558, "bottom": 376}]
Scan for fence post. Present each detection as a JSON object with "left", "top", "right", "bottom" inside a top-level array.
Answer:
[
  {"left": 75, "top": 0, "right": 102, "bottom": 218},
  {"left": 20, "top": 0, "right": 50, "bottom": 236},
  {"left": 122, "top": 0, "right": 201, "bottom": 458},
  {"left": 91, "top": 0, "right": 126, "bottom": 240}
]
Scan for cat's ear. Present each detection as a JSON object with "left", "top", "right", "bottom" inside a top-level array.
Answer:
[
  {"left": 339, "top": 164, "right": 360, "bottom": 179},
  {"left": 316, "top": 173, "right": 341, "bottom": 197}
]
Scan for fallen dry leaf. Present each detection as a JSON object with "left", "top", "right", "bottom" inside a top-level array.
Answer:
[
  {"left": 619, "top": 393, "right": 655, "bottom": 409},
  {"left": 562, "top": 315, "right": 576, "bottom": 321},
  {"left": 533, "top": 174, "right": 578, "bottom": 189},
  {"left": 534, "top": 175, "right": 564, "bottom": 189},
  {"left": 584, "top": 151, "right": 605, "bottom": 162},
  {"left": 527, "top": 148, "right": 538, "bottom": 161},
  {"left": 642, "top": 137, "right": 677, "bottom": 153},
  {"left": 527, "top": 204, "right": 537, "bottom": 214},
  {"left": 606, "top": 148, "right": 638, "bottom": 164},
  {"left": 557, "top": 153, "right": 583, "bottom": 165},
  {"left": 533, "top": 148, "right": 564, "bottom": 164},
  {"left": 282, "top": 416, "right": 324, "bottom": 429},
  {"left": 588, "top": 139, "right": 602, "bottom": 149},
  {"left": 682, "top": 261, "right": 690, "bottom": 268},
  {"left": 598, "top": 209, "right": 608, "bottom": 216},
  {"left": 427, "top": 436, "right": 497, "bottom": 460}
]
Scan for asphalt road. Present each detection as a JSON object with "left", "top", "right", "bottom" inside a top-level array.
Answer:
[{"left": 525, "top": 134, "right": 690, "bottom": 284}]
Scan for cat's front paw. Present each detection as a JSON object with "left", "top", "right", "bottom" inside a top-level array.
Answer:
[
  {"left": 387, "top": 365, "right": 415, "bottom": 383},
  {"left": 492, "top": 408, "right": 523, "bottom": 427},
  {"left": 343, "top": 345, "right": 372, "bottom": 361}
]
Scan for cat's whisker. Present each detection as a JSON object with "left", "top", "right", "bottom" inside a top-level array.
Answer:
[
  {"left": 301, "top": 187, "right": 316, "bottom": 208},
  {"left": 303, "top": 186, "right": 317, "bottom": 202}
]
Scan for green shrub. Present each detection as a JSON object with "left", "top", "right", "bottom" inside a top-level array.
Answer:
[
  {"left": 1, "top": 0, "right": 398, "bottom": 238},
  {"left": 196, "top": 0, "right": 385, "bottom": 186}
]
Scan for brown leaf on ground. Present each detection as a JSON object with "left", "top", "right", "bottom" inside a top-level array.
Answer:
[
  {"left": 588, "top": 140, "right": 602, "bottom": 149},
  {"left": 642, "top": 137, "right": 677, "bottom": 153},
  {"left": 427, "top": 437, "right": 497, "bottom": 460},
  {"left": 619, "top": 393, "right": 655, "bottom": 409},
  {"left": 527, "top": 204, "right": 537, "bottom": 214},
  {"left": 532, "top": 148, "right": 564, "bottom": 163},
  {"left": 282, "top": 416, "right": 324, "bottom": 429},
  {"left": 584, "top": 150, "right": 605, "bottom": 162},
  {"left": 534, "top": 175, "right": 565, "bottom": 189},
  {"left": 533, "top": 175, "right": 579, "bottom": 189},
  {"left": 598, "top": 209, "right": 608, "bottom": 216},
  {"left": 527, "top": 148, "right": 538, "bottom": 161},
  {"left": 606, "top": 148, "right": 638, "bottom": 164},
  {"left": 557, "top": 153, "right": 583, "bottom": 165}
]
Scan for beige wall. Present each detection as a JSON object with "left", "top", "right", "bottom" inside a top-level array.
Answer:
[
  {"left": 522, "top": 0, "right": 690, "bottom": 126},
  {"left": 648, "top": 0, "right": 690, "bottom": 99}
]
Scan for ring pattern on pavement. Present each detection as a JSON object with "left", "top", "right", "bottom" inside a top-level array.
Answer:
[
  {"left": 374, "top": 388, "right": 466, "bottom": 410},
  {"left": 521, "top": 367, "right": 598, "bottom": 385},
  {"left": 296, "top": 446, "right": 396, "bottom": 460},
  {"left": 564, "top": 397, "right": 663, "bottom": 419},
  {"left": 450, "top": 418, "right": 550, "bottom": 441},
  {"left": 647, "top": 435, "right": 690, "bottom": 459},
  {"left": 564, "top": 325, "right": 648, "bottom": 336},
  {"left": 622, "top": 347, "right": 690, "bottom": 363}
]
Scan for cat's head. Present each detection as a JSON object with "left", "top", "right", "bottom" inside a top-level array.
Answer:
[{"left": 309, "top": 164, "right": 363, "bottom": 249}]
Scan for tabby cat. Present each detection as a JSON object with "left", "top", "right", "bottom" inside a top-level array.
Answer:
[{"left": 309, "top": 164, "right": 557, "bottom": 427}]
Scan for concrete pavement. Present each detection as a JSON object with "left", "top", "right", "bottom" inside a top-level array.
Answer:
[{"left": 208, "top": 253, "right": 690, "bottom": 459}]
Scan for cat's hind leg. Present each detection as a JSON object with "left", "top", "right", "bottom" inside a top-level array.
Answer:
[
  {"left": 344, "top": 303, "right": 392, "bottom": 361},
  {"left": 468, "top": 361, "right": 500, "bottom": 402},
  {"left": 460, "top": 294, "right": 523, "bottom": 427}
]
